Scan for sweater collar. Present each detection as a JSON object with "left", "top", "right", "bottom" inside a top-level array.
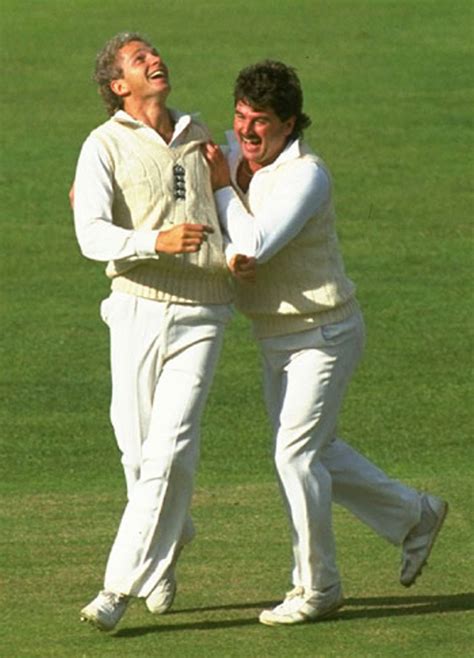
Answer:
[{"left": 112, "top": 109, "right": 193, "bottom": 143}]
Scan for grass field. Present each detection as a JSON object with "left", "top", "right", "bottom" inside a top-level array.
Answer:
[{"left": 1, "top": 1, "right": 473, "bottom": 656}]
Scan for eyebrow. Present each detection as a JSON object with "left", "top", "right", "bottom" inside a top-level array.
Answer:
[
  {"left": 131, "top": 46, "right": 148, "bottom": 56},
  {"left": 129, "top": 44, "right": 158, "bottom": 58},
  {"left": 235, "top": 108, "right": 271, "bottom": 118}
]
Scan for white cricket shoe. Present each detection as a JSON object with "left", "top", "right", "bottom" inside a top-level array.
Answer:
[
  {"left": 400, "top": 493, "right": 448, "bottom": 587},
  {"left": 80, "top": 590, "right": 129, "bottom": 631},
  {"left": 259, "top": 583, "right": 344, "bottom": 626},
  {"left": 145, "top": 570, "right": 177, "bottom": 614}
]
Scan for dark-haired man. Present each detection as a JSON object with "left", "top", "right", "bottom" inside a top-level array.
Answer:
[
  {"left": 73, "top": 32, "right": 233, "bottom": 631},
  {"left": 204, "top": 60, "right": 448, "bottom": 626}
]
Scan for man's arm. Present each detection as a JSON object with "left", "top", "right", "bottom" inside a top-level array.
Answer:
[{"left": 203, "top": 143, "right": 330, "bottom": 263}]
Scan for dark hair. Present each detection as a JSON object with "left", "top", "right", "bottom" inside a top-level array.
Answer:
[
  {"left": 93, "top": 31, "right": 154, "bottom": 116},
  {"left": 233, "top": 60, "right": 311, "bottom": 139}
]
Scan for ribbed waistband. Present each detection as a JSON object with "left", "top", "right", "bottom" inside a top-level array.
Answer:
[
  {"left": 247, "top": 298, "right": 360, "bottom": 339},
  {"left": 111, "top": 264, "right": 233, "bottom": 305}
]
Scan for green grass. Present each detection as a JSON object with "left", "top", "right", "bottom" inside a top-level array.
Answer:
[
  {"left": 1, "top": 481, "right": 472, "bottom": 657},
  {"left": 1, "top": 1, "right": 473, "bottom": 656}
]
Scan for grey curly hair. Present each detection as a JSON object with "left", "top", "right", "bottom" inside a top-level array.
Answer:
[{"left": 93, "top": 31, "right": 154, "bottom": 116}]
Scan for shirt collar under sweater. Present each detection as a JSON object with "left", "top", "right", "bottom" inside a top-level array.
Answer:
[{"left": 112, "top": 109, "right": 195, "bottom": 146}]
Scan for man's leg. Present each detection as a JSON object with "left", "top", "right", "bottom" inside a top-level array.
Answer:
[
  {"left": 260, "top": 314, "right": 364, "bottom": 592},
  {"left": 103, "top": 303, "right": 228, "bottom": 598},
  {"left": 322, "top": 438, "right": 421, "bottom": 545},
  {"left": 81, "top": 300, "right": 229, "bottom": 630},
  {"left": 101, "top": 291, "right": 153, "bottom": 498},
  {"left": 321, "top": 439, "right": 447, "bottom": 587}
]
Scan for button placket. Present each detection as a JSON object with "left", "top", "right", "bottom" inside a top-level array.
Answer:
[{"left": 173, "top": 164, "right": 186, "bottom": 201}]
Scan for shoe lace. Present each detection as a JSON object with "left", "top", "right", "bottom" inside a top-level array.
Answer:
[
  {"left": 272, "top": 588, "right": 306, "bottom": 615},
  {"left": 285, "top": 586, "right": 305, "bottom": 600},
  {"left": 269, "top": 587, "right": 305, "bottom": 614},
  {"left": 101, "top": 590, "right": 127, "bottom": 606}
]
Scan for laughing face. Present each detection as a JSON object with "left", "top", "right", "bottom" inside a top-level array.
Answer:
[
  {"left": 110, "top": 40, "right": 170, "bottom": 103},
  {"left": 233, "top": 100, "right": 295, "bottom": 170}
]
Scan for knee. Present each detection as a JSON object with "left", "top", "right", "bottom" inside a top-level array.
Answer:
[
  {"left": 141, "top": 448, "right": 196, "bottom": 485},
  {"left": 121, "top": 458, "right": 141, "bottom": 498},
  {"left": 274, "top": 440, "right": 330, "bottom": 487},
  {"left": 274, "top": 442, "right": 309, "bottom": 478}
]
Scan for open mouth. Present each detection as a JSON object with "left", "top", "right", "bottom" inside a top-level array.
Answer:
[
  {"left": 241, "top": 135, "right": 260, "bottom": 145},
  {"left": 148, "top": 69, "right": 167, "bottom": 80}
]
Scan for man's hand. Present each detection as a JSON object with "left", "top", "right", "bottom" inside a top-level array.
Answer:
[
  {"left": 155, "top": 223, "right": 214, "bottom": 254},
  {"left": 69, "top": 182, "right": 75, "bottom": 209},
  {"left": 202, "top": 142, "right": 231, "bottom": 190},
  {"left": 229, "top": 254, "right": 256, "bottom": 283}
]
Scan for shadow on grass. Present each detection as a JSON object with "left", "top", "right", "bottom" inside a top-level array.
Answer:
[
  {"left": 341, "top": 592, "right": 474, "bottom": 620},
  {"left": 114, "top": 592, "right": 474, "bottom": 637}
]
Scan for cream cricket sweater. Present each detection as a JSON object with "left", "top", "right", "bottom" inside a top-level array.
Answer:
[
  {"left": 234, "top": 151, "right": 358, "bottom": 337},
  {"left": 90, "top": 117, "right": 232, "bottom": 305}
]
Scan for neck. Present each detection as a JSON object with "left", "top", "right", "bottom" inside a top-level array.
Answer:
[
  {"left": 237, "top": 158, "right": 258, "bottom": 193},
  {"left": 244, "top": 159, "right": 262, "bottom": 175},
  {"left": 123, "top": 98, "right": 175, "bottom": 142}
]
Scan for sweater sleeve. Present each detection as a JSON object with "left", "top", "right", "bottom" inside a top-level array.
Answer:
[
  {"left": 73, "top": 135, "right": 159, "bottom": 262},
  {"left": 213, "top": 160, "right": 330, "bottom": 263}
]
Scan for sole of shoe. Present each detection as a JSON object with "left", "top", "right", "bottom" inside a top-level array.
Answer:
[
  {"left": 401, "top": 500, "right": 449, "bottom": 588},
  {"left": 259, "top": 598, "right": 344, "bottom": 627}
]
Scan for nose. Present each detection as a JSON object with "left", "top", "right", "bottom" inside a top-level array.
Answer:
[
  {"left": 149, "top": 51, "right": 161, "bottom": 66},
  {"left": 241, "top": 119, "right": 254, "bottom": 135}
]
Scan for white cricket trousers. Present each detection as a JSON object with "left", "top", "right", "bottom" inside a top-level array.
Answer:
[
  {"left": 260, "top": 311, "right": 421, "bottom": 592},
  {"left": 99, "top": 292, "right": 232, "bottom": 597}
]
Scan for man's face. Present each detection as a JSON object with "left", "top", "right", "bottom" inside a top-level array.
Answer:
[
  {"left": 110, "top": 40, "right": 170, "bottom": 103},
  {"left": 233, "top": 100, "right": 295, "bottom": 168}
]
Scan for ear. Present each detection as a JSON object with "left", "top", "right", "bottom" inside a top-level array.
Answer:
[
  {"left": 284, "top": 116, "right": 296, "bottom": 137},
  {"left": 110, "top": 78, "right": 130, "bottom": 99}
]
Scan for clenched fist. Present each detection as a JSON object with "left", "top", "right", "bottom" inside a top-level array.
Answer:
[
  {"left": 229, "top": 254, "right": 256, "bottom": 282},
  {"left": 155, "top": 223, "right": 214, "bottom": 254}
]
